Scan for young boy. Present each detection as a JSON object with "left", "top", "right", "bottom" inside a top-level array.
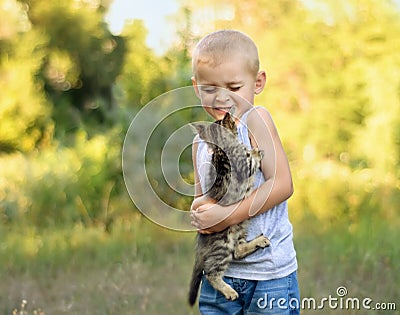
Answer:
[{"left": 190, "top": 30, "right": 300, "bottom": 314}]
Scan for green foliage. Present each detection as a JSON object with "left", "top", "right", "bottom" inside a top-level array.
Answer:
[
  {"left": 116, "top": 19, "right": 192, "bottom": 112},
  {"left": 196, "top": 0, "right": 400, "bottom": 225},
  {"left": 116, "top": 20, "right": 164, "bottom": 109},
  {"left": 0, "top": 0, "right": 398, "bottom": 231},
  {"left": 15, "top": 0, "right": 126, "bottom": 139},
  {"left": 0, "top": 129, "right": 124, "bottom": 227},
  {"left": 0, "top": 12, "right": 52, "bottom": 152}
]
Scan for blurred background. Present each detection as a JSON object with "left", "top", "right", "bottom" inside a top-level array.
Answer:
[{"left": 0, "top": 0, "right": 399, "bottom": 314}]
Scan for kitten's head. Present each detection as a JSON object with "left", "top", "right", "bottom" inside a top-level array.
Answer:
[
  {"left": 190, "top": 111, "right": 237, "bottom": 150},
  {"left": 215, "top": 110, "right": 237, "bottom": 135}
]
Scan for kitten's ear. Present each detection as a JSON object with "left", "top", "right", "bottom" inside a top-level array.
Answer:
[
  {"left": 222, "top": 105, "right": 236, "bottom": 127},
  {"left": 228, "top": 105, "right": 236, "bottom": 116},
  {"left": 189, "top": 122, "right": 205, "bottom": 136},
  {"left": 227, "top": 105, "right": 237, "bottom": 121}
]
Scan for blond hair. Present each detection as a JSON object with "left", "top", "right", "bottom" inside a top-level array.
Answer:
[{"left": 192, "top": 30, "right": 260, "bottom": 78}]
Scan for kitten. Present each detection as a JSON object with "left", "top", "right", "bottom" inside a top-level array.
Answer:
[{"left": 188, "top": 110, "right": 270, "bottom": 306}]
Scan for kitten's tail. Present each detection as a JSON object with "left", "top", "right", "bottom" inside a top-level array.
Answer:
[{"left": 188, "top": 258, "right": 203, "bottom": 306}]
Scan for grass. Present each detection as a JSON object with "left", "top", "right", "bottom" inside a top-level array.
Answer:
[
  {"left": 0, "top": 216, "right": 199, "bottom": 315},
  {"left": 295, "top": 213, "right": 399, "bottom": 314},
  {"left": 0, "top": 213, "right": 399, "bottom": 314}
]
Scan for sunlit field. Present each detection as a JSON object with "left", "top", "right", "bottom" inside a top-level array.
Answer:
[
  {"left": 1, "top": 0, "right": 399, "bottom": 314},
  {"left": 0, "top": 214, "right": 398, "bottom": 314}
]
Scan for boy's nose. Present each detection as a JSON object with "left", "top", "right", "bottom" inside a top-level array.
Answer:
[{"left": 215, "top": 88, "right": 230, "bottom": 102}]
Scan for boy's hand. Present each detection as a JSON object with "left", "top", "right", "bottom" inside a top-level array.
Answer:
[
  {"left": 190, "top": 197, "right": 235, "bottom": 233},
  {"left": 190, "top": 195, "right": 216, "bottom": 212}
]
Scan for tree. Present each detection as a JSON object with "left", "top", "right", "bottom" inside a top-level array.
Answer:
[
  {"left": 20, "top": 0, "right": 126, "bottom": 135},
  {"left": 0, "top": 0, "right": 52, "bottom": 152}
]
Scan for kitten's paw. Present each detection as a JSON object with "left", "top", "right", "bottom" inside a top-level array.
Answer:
[
  {"left": 256, "top": 235, "right": 271, "bottom": 248},
  {"left": 251, "top": 148, "right": 264, "bottom": 159},
  {"left": 222, "top": 287, "right": 239, "bottom": 301}
]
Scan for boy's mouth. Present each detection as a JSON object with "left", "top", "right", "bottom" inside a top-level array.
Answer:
[{"left": 214, "top": 107, "right": 232, "bottom": 113}]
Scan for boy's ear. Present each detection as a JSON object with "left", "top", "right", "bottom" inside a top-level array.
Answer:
[
  {"left": 192, "top": 76, "right": 201, "bottom": 98},
  {"left": 254, "top": 70, "right": 267, "bottom": 95}
]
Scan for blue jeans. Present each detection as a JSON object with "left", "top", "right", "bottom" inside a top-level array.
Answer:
[{"left": 199, "top": 271, "right": 300, "bottom": 315}]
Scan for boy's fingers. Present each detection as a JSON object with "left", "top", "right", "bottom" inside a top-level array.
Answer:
[
  {"left": 191, "top": 210, "right": 201, "bottom": 229},
  {"left": 198, "top": 229, "right": 213, "bottom": 235}
]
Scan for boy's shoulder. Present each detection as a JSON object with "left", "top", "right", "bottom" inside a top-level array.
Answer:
[
  {"left": 245, "top": 106, "right": 279, "bottom": 143},
  {"left": 246, "top": 106, "right": 273, "bottom": 127}
]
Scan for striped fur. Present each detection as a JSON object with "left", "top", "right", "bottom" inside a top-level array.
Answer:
[{"left": 189, "top": 111, "right": 270, "bottom": 306}]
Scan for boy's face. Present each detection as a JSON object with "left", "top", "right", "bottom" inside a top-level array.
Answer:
[{"left": 192, "top": 54, "right": 266, "bottom": 121}]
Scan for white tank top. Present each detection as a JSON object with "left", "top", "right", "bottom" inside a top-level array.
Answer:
[{"left": 195, "top": 106, "right": 297, "bottom": 280}]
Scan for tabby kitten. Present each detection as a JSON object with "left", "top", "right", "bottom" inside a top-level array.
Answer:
[{"left": 188, "top": 110, "right": 270, "bottom": 306}]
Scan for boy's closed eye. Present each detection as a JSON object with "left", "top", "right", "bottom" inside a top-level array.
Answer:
[
  {"left": 200, "top": 85, "right": 243, "bottom": 93},
  {"left": 200, "top": 86, "right": 217, "bottom": 94},
  {"left": 228, "top": 85, "right": 242, "bottom": 92}
]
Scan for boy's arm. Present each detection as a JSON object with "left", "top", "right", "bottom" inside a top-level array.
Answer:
[
  {"left": 191, "top": 107, "right": 293, "bottom": 233},
  {"left": 245, "top": 106, "right": 294, "bottom": 217}
]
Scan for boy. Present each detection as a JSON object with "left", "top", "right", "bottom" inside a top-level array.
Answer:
[{"left": 190, "top": 30, "right": 300, "bottom": 314}]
